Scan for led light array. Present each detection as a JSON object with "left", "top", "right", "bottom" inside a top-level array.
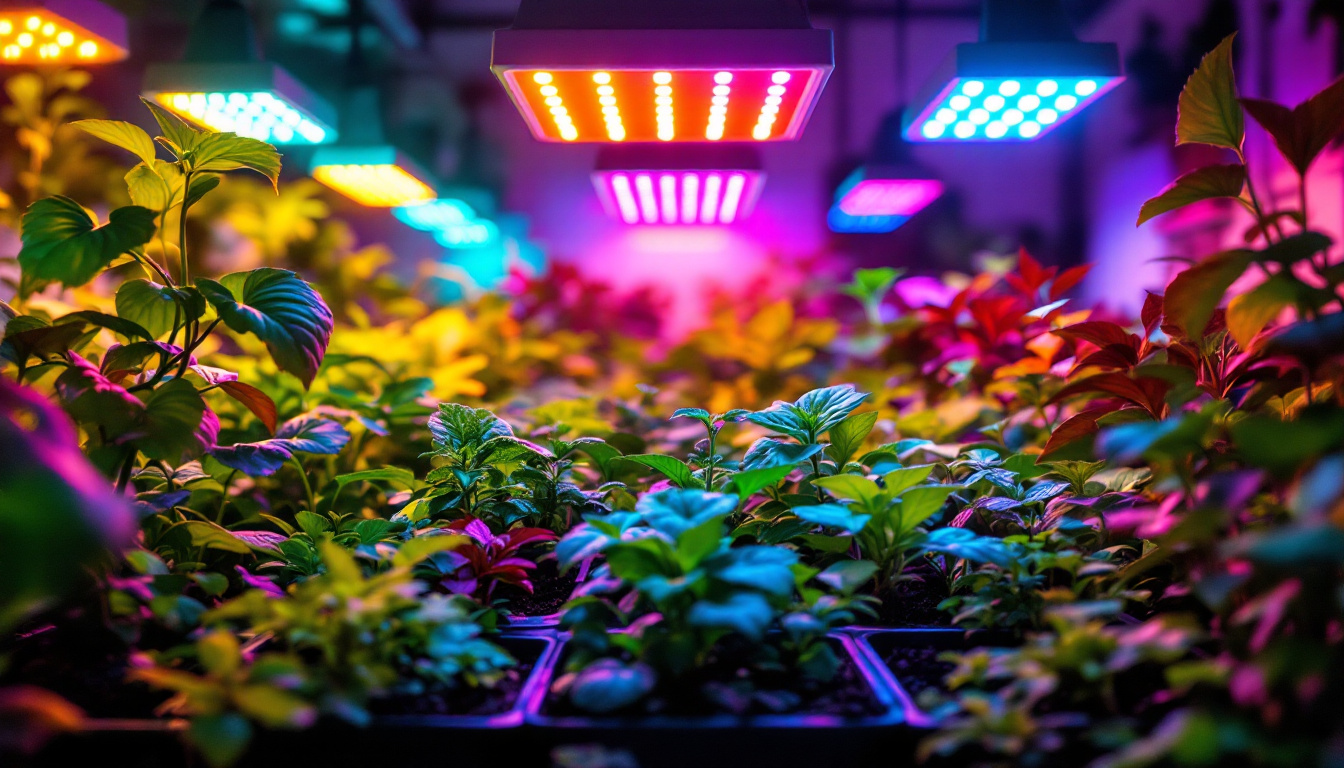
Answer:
[
  {"left": 395, "top": 200, "right": 500, "bottom": 248},
  {"left": 828, "top": 206, "right": 908, "bottom": 234},
  {"left": 838, "top": 178, "right": 943, "bottom": 217},
  {"left": 910, "top": 76, "right": 1115, "bottom": 142},
  {"left": 598, "top": 171, "right": 759, "bottom": 225},
  {"left": 0, "top": 10, "right": 119, "bottom": 63},
  {"left": 504, "top": 69, "right": 821, "bottom": 143},
  {"left": 753, "top": 71, "right": 792, "bottom": 140},
  {"left": 153, "top": 91, "right": 330, "bottom": 144},
  {"left": 311, "top": 164, "right": 433, "bottom": 207},
  {"left": 531, "top": 72, "right": 578, "bottom": 141},
  {"left": 592, "top": 72, "right": 625, "bottom": 141}
]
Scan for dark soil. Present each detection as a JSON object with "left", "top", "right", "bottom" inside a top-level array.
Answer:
[
  {"left": 545, "top": 638, "right": 884, "bottom": 719},
  {"left": 369, "top": 659, "right": 534, "bottom": 717},
  {"left": 2, "top": 625, "right": 170, "bottom": 719},
  {"left": 498, "top": 558, "right": 577, "bottom": 617},
  {"left": 868, "top": 568, "right": 950, "bottom": 627},
  {"left": 882, "top": 645, "right": 955, "bottom": 698}
]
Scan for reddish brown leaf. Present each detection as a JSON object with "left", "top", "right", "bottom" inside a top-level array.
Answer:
[
  {"left": 218, "top": 381, "right": 278, "bottom": 434},
  {"left": 1141, "top": 292, "right": 1164, "bottom": 336},
  {"left": 1164, "top": 249, "right": 1254, "bottom": 339},
  {"left": 1241, "top": 75, "right": 1344, "bottom": 175},
  {"left": 1054, "top": 321, "right": 1136, "bottom": 349},
  {"left": 1050, "top": 372, "right": 1172, "bottom": 417},
  {"left": 1050, "top": 264, "right": 1092, "bottom": 300},
  {"left": 1039, "top": 408, "right": 1111, "bottom": 462}
]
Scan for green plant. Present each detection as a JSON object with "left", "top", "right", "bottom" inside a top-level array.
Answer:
[{"left": 135, "top": 542, "right": 513, "bottom": 766}]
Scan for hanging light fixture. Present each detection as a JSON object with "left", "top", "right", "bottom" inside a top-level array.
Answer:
[
  {"left": 592, "top": 145, "right": 764, "bottom": 225},
  {"left": 904, "top": 0, "right": 1122, "bottom": 143},
  {"left": 0, "top": 0, "right": 127, "bottom": 63},
  {"left": 830, "top": 108, "right": 943, "bottom": 233},
  {"left": 310, "top": 87, "right": 437, "bottom": 207},
  {"left": 143, "top": 0, "right": 335, "bottom": 145},
  {"left": 491, "top": 0, "right": 832, "bottom": 143}
]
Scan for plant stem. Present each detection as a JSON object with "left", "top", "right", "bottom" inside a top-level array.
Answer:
[
  {"left": 291, "top": 454, "right": 316, "bottom": 512},
  {"left": 704, "top": 426, "right": 717, "bottom": 490},
  {"left": 178, "top": 170, "right": 193, "bottom": 284}
]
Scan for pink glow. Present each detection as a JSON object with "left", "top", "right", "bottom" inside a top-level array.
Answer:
[
  {"left": 838, "top": 178, "right": 943, "bottom": 217},
  {"left": 595, "top": 170, "right": 762, "bottom": 225}
]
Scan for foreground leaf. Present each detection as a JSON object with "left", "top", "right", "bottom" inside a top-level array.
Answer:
[
  {"left": 1177, "top": 33, "right": 1243, "bottom": 152},
  {"left": 1137, "top": 164, "right": 1245, "bottom": 226},
  {"left": 18, "top": 197, "right": 156, "bottom": 290},
  {"left": 198, "top": 268, "right": 334, "bottom": 388},
  {"left": 1163, "top": 250, "right": 1254, "bottom": 338}
]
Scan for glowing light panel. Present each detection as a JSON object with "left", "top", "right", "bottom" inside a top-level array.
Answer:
[
  {"left": 395, "top": 200, "right": 501, "bottom": 249},
  {"left": 499, "top": 68, "right": 826, "bottom": 143},
  {"left": 594, "top": 170, "right": 763, "bottom": 224},
  {"left": 311, "top": 147, "right": 435, "bottom": 208},
  {"left": 150, "top": 91, "right": 331, "bottom": 144},
  {"left": 144, "top": 63, "right": 337, "bottom": 146},
  {"left": 828, "top": 205, "right": 908, "bottom": 234},
  {"left": 0, "top": 3, "right": 127, "bottom": 64},
  {"left": 837, "top": 178, "right": 943, "bottom": 218},
  {"left": 908, "top": 75, "right": 1120, "bottom": 142}
]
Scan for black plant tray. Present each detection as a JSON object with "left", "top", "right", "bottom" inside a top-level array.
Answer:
[
  {"left": 501, "top": 557, "right": 592, "bottom": 629},
  {"left": 26, "top": 634, "right": 559, "bottom": 768},
  {"left": 850, "top": 627, "right": 1017, "bottom": 728},
  {"left": 522, "top": 633, "right": 908, "bottom": 768}
]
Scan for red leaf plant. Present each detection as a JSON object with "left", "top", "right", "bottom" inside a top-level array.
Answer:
[{"left": 429, "top": 518, "right": 557, "bottom": 602}]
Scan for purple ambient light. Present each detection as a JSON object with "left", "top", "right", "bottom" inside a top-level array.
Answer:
[
  {"left": 597, "top": 171, "right": 762, "bottom": 225},
  {"left": 837, "top": 178, "right": 944, "bottom": 217}
]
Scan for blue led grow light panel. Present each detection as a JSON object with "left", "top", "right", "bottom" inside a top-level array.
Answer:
[
  {"left": 906, "top": 76, "right": 1118, "bottom": 142},
  {"left": 154, "top": 91, "right": 331, "bottom": 145}
]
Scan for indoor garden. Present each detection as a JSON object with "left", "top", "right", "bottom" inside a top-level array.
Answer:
[{"left": 1, "top": 1, "right": 1342, "bottom": 767}]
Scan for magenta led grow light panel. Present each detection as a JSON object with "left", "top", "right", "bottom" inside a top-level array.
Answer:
[
  {"left": 837, "top": 178, "right": 943, "bottom": 217},
  {"left": 594, "top": 170, "right": 763, "bottom": 225}
]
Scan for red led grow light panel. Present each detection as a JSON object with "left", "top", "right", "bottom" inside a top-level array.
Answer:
[{"left": 500, "top": 68, "right": 824, "bottom": 143}]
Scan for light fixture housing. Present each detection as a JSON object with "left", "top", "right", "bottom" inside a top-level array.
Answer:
[
  {"left": 592, "top": 145, "right": 764, "bottom": 225},
  {"left": 0, "top": 0, "right": 127, "bottom": 64},
  {"left": 310, "top": 145, "right": 437, "bottom": 208},
  {"left": 834, "top": 166, "right": 943, "bottom": 219},
  {"left": 491, "top": 0, "right": 832, "bottom": 143},
  {"left": 904, "top": 0, "right": 1122, "bottom": 143},
  {"left": 142, "top": 0, "right": 336, "bottom": 145}
]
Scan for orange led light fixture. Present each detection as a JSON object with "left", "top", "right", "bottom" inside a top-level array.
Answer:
[
  {"left": 492, "top": 0, "right": 832, "bottom": 143},
  {"left": 0, "top": 0, "right": 127, "bottom": 64}
]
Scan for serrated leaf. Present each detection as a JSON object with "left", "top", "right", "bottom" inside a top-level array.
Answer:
[
  {"left": 143, "top": 99, "right": 203, "bottom": 155},
  {"left": 619, "top": 454, "right": 703, "bottom": 488},
  {"left": 198, "top": 268, "right": 333, "bottom": 388},
  {"left": 18, "top": 197, "right": 157, "bottom": 290},
  {"left": 740, "top": 438, "right": 825, "bottom": 471},
  {"left": 73, "top": 119, "right": 157, "bottom": 165},
  {"left": 824, "top": 410, "right": 877, "bottom": 466},
  {"left": 1177, "top": 33, "right": 1244, "bottom": 152},
  {"left": 1137, "top": 164, "right": 1246, "bottom": 226},
  {"left": 186, "top": 132, "right": 281, "bottom": 188},
  {"left": 1241, "top": 74, "right": 1344, "bottom": 175}
]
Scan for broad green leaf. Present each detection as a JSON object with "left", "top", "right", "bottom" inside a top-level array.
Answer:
[
  {"left": 842, "top": 267, "right": 901, "bottom": 303},
  {"left": 73, "top": 119, "right": 157, "bottom": 165},
  {"left": 181, "top": 520, "right": 250, "bottom": 554},
  {"left": 116, "top": 279, "right": 181, "bottom": 338},
  {"left": 197, "top": 268, "right": 334, "bottom": 388},
  {"left": 1177, "top": 33, "right": 1244, "bottom": 152},
  {"left": 670, "top": 407, "right": 712, "bottom": 424},
  {"left": 824, "top": 410, "right": 878, "bottom": 466},
  {"left": 428, "top": 402, "right": 513, "bottom": 451},
  {"left": 1226, "top": 274, "right": 1299, "bottom": 349},
  {"left": 185, "top": 174, "right": 222, "bottom": 208},
  {"left": 1241, "top": 75, "right": 1344, "bottom": 175},
  {"left": 882, "top": 465, "right": 936, "bottom": 497},
  {"left": 189, "top": 713, "right": 252, "bottom": 768},
  {"left": 796, "top": 385, "right": 869, "bottom": 434},
  {"left": 636, "top": 489, "right": 735, "bottom": 537},
  {"left": 725, "top": 463, "right": 795, "bottom": 502},
  {"left": 1164, "top": 249, "right": 1254, "bottom": 338},
  {"left": 897, "top": 485, "right": 963, "bottom": 531},
  {"left": 392, "top": 534, "right": 467, "bottom": 567},
  {"left": 713, "top": 545, "right": 798, "bottom": 596},
  {"left": 618, "top": 454, "right": 703, "bottom": 488},
  {"left": 688, "top": 592, "right": 775, "bottom": 640},
  {"left": 1137, "top": 164, "right": 1245, "bottom": 226},
  {"left": 813, "top": 474, "right": 882, "bottom": 505},
  {"left": 568, "top": 659, "right": 656, "bottom": 714},
  {"left": 125, "top": 163, "right": 175, "bottom": 212},
  {"left": 18, "top": 197, "right": 156, "bottom": 290},
  {"left": 676, "top": 515, "right": 724, "bottom": 570},
  {"left": 137, "top": 378, "right": 207, "bottom": 462},
  {"left": 186, "top": 132, "right": 282, "bottom": 188},
  {"left": 740, "top": 438, "right": 825, "bottom": 471},
  {"left": 792, "top": 503, "right": 872, "bottom": 535},
  {"left": 334, "top": 466, "right": 416, "bottom": 492},
  {"left": 817, "top": 560, "right": 878, "bottom": 594},
  {"left": 197, "top": 630, "right": 241, "bottom": 676}
]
